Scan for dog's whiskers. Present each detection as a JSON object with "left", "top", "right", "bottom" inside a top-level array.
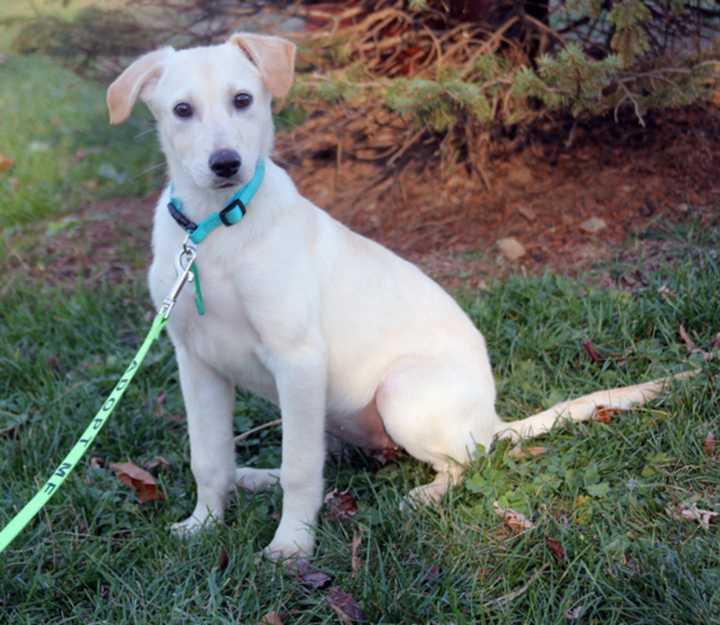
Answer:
[{"left": 135, "top": 161, "right": 166, "bottom": 179}]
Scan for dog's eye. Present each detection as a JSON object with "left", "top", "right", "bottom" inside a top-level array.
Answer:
[
  {"left": 233, "top": 92, "right": 253, "bottom": 110},
  {"left": 173, "top": 102, "right": 193, "bottom": 119}
]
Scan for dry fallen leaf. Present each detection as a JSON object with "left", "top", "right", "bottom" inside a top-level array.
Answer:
[
  {"left": 704, "top": 432, "right": 716, "bottom": 457},
  {"left": 493, "top": 502, "right": 535, "bottom": 533},
  {"left": 351, "top": 530, "right": 363, "bottom": 577},
  {"left": 260, "top": 611, "right": 284, "bottom": 625},
  {"left": 153, "top": 391, "right": 166, "bottom": 417},
  {"left": 544, "top": 536, "right": 566, "bottom": 562},
  {"left": 110, "top": 461, "right": 164, "bottom": 503},
  {"left": 496, "top": 237, "right": 526, "bottom": 261},
  {"left": 582, "top": 340, "right": 603, "bottom": 363},
  {"left": 216, "top": 549, "right": 229, "bottom": 572},
  {"left": 712, "top": 332, "right": 720, "bottom": 351},
  {"left": 679, "top": 323, "right": 699, "bottom": 352},
  {"left": 508, "top": 445, "right": 547, "bottom": 460},
  {"left": 0, "top": 153, "right": 15, "bottom": 173},
  {"left": 144, "top": 455, "right": 171, "bottom": 472},
  {"left": 325, "top": 489, "right": 359, "bottom": 520},
  {"left": 295, "top": 559, "right": 333, "bottom": 589},
  {"left": 668, "top": 503, "right": 719, "bottom": 530},
  {"left": 326, "top": 586, "right": 367, "bottom": 623},
  {"left": 680, "top": 505, "right": 719, "bottom": 530},
  {"left": 679, "top": 324, "right": 714, "bottom": 360},
  {"left": 593, "top": 406, "right": 623, "bottom": 424}
]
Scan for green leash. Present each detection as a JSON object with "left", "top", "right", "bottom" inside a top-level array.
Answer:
[{"left": 0, "top": 242, "right": 197, "bottom": 554}]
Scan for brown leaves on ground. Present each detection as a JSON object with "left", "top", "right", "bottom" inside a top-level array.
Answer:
[
  {"left": 296, "top": 559, "right": 333, "bottom": 590},
  {"left": 153, "top": 391, "right": 167, "bottom": 417},
  {"left": 216, "top": 549, "right": 229, "bottom": 573},
  {"left": 704, "top": 432, "right": 716, "bottom": 458},
  {"left": 493, "top": 502, "right": 535, "bottom": 533},
  {"left": 294, "top": 555, "right": 367, "bottom": 622},
  {"left": 109, "top": 461, "right": 164, "bottom": 503},
  {"left": 351, "top": 530, "right": 363, "bottom": 577},
  {"left": 259, "top": 612, "right": 284, "bottom": 625},
  {"left": 507, "top": 445, "right": 547, "bottom": 461},
  {"left": 679, "top": 323, "right": 718, "bottom": 361},
  {"left": 544, "top": 536, "right": 566, "bottom": 563},
  {"left": 324, "top": 489, "right": 359, "bottom": 521},
  {"left": 667, "top": 502, "right": 719, "bottom": 530},
  {"left": 327, "top": 586, "right": 367, "bottom": 623},
  {"left": 682, "top": 507, "right": 719, "bottom": 530},
  {"left": 0, "top": 153, "right": 14, "bottom": 172},
  {"left": 582, "top": 340, "right": 603, "bottom": 363},
  {"left": 144, "top": 455, "right": 171, "bottom": 472}
]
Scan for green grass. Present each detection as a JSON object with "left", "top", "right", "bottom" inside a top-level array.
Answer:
[
  {"left": 1, "top": 253, "right": 718, "bottom": 624},
  {"left": 0, "top": 2, "right": 162, "bottom": 227},
  {"left": 0, "top": 53, "right": 162, "bottom": 228}
]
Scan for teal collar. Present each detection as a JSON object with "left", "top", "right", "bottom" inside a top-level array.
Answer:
[
  {"left": 166, "top": 159, "right": 265, "bottom": 316},
  {"left": 167, "top": 159, "right": 266, "bottom": 245}
]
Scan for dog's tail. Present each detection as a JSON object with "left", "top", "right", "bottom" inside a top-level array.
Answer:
[{"left": 495, "top": 369, "right": 698, "bottom": 442}]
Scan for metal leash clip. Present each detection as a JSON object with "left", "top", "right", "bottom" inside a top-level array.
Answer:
[{"left": 160, "top": 236, "right": 198, "bottom": 319}]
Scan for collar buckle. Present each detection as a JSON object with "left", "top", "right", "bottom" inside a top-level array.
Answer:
[{"left": 218, "top": 198, "right": 246, "bottom": 226}]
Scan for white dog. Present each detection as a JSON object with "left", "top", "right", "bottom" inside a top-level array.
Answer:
[{"left": 107, "top": 33, "right": 685, "bottom": 559}]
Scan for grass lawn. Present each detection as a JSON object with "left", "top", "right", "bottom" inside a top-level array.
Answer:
[
  {"left": 1, "top": 243, "right": 719, "bottom": 623},
  {"left": 0, "top": 0, "right": 162, "bottom": 230},
  {"left": 1, "top": 5, "right": 719, "bottom": 623},
  {"left": 0, "top": 53, "right": 162, "bottom": 229}
]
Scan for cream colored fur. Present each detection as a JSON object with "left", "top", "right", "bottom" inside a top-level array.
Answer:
[{"left": 107, "top": 33, "right": 687, "bottom": 559}]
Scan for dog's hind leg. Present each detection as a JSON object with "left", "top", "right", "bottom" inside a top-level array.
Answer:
[{"left": 373, "top": 356, "right": 498, "bottom": 508}]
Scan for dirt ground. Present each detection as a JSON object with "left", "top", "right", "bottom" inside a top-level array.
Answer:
[{"left": 8, "top": 106, "right": 720, "bottom": 292}]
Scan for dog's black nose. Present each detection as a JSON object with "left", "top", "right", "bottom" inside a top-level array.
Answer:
[{"left": 209, "top": 149, "right": 241, "bottom": 178}]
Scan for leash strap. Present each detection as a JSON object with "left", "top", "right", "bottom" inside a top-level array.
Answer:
[
  {"left": 0, "top": 314, "right": 167, "bottom": 553},
  {"left": 0, "top": 243, "right": 197, "bottom": 554}
]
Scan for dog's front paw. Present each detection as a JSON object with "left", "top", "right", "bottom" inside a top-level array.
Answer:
[
  {"left": 263, "top": 527, "right": 315, "bottom": 561},
  {"left": 171, "top": 510, "right": 220, "bottom": 537}
]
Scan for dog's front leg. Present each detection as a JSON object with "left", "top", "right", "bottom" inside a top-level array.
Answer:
[
  {"left": 265, "top": 346, "right": 327, "bottom": 559},
  {"left": 172, "top": 346, "right": 236, "bottom": 535}
]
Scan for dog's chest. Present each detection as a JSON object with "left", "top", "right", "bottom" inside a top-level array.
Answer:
[{"left": 148, "top": 247, "right": 278, "bottom": 402}]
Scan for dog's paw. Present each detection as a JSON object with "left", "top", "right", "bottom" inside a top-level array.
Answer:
[
  {"left": 170, "top": 512, "right": 219, "bottom": 537},
  {"left": 235, "top": 467, "right": 281, "bottom": 493},
  {"left": 262, "top": 529, "right": 315, "bottom": 561},
  {"left": 399, "top": 482, "right": 447, "bottom": 513}
]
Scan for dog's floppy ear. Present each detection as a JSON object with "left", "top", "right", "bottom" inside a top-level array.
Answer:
[
  {"left": 106, "top": 47, "right": 174, "bottom": 125},
  {"left": 228, "top": 33, "right": 296, "bottom": 98}
]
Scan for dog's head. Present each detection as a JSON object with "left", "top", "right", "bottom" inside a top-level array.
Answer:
[{"left": 107, "top": 33, "right": 296, "bottom": 190}]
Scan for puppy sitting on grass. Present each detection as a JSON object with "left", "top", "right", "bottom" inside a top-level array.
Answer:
[{"left": 107, "top": 33, "right": 687, "bottom": 559}]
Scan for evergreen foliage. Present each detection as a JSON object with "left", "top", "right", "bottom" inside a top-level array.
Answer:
[{"left": 5, "top": 0, "right": 719, "bottom": 167}]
